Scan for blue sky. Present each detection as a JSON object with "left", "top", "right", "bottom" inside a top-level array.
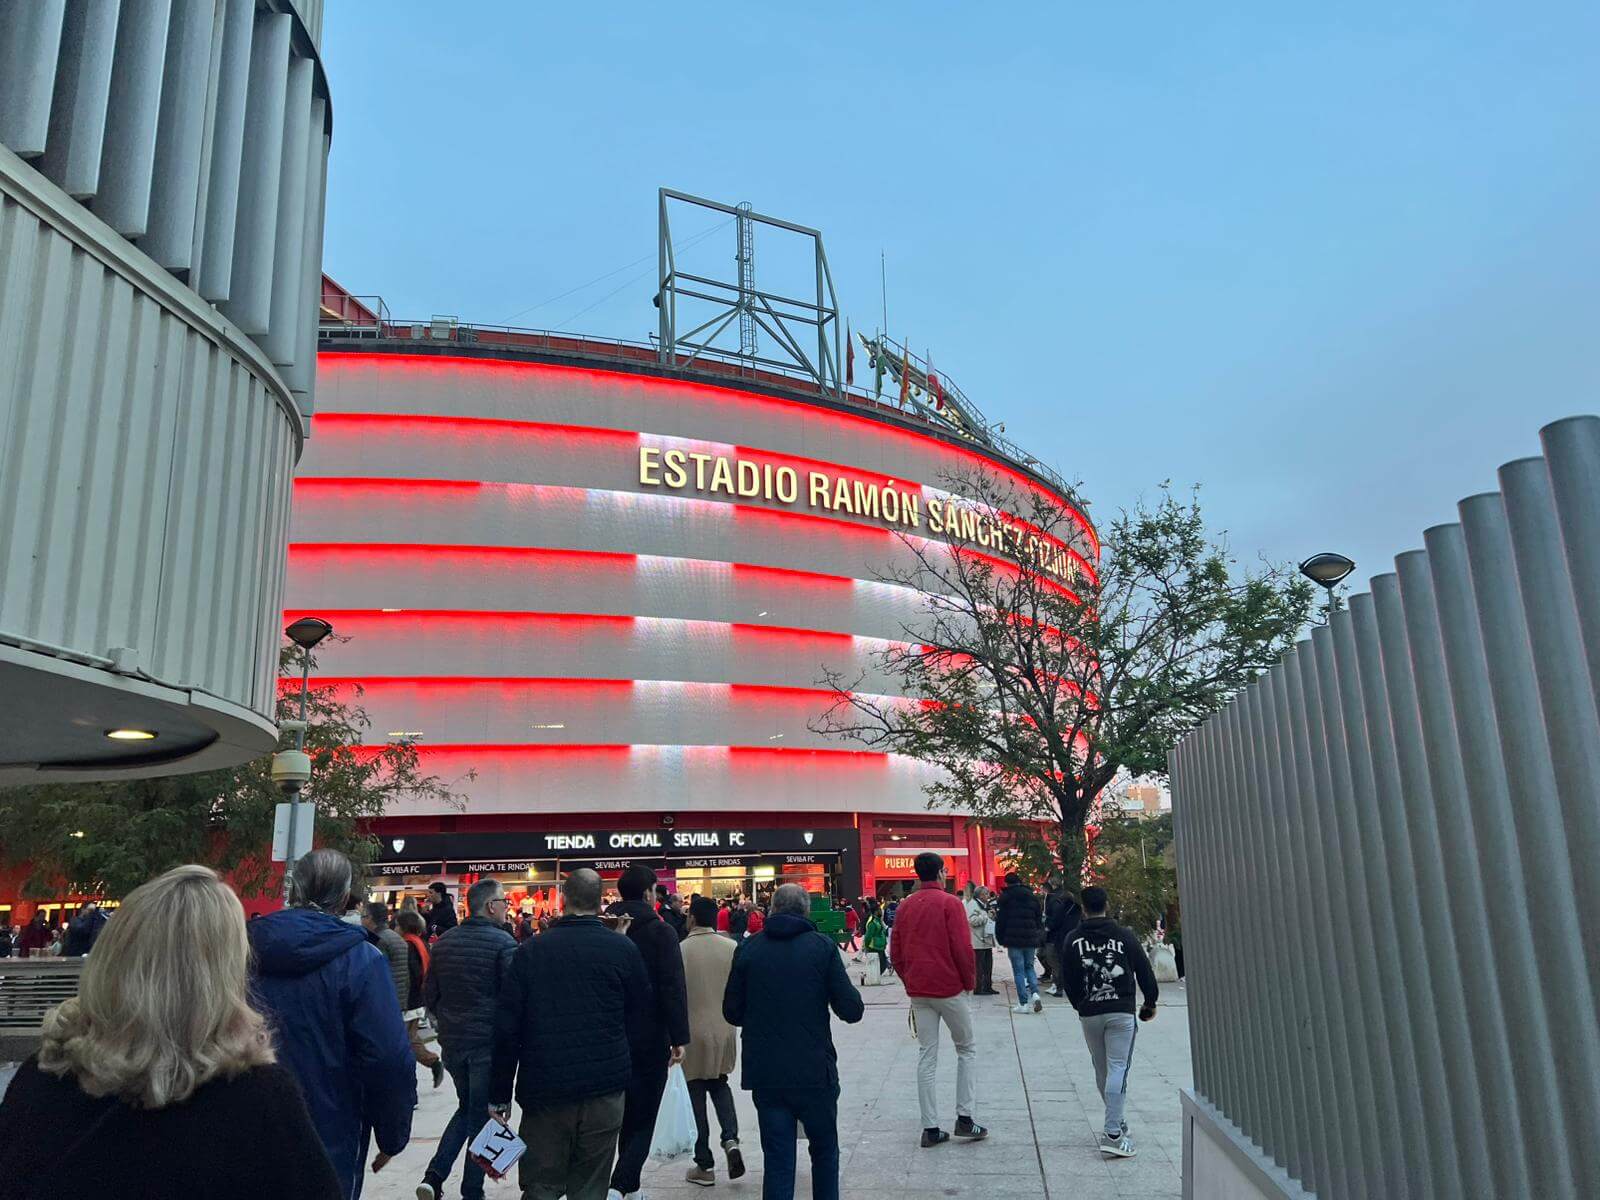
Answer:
[{"left": 319, "top": 3, "right": 1600, "bottom": 596}]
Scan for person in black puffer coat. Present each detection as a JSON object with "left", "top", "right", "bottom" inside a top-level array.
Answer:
[
  {"left": 722, "top": 883, "right": 864, "bottom": 1199},
  {"left": 490, "top": 869, "right": 650, "bottom": 1200},
  {"left": 418, "top": 880, "right": 517, "bottom": 1200},
  {"left": 605, "top": 865, "right": 692, "bottom": 1199},
  {"left": 993, "top": 874, "right": 1046, "bottom": 1013},
  {"left": 424, "top": 882, "right": 458, "bottom": 941}
]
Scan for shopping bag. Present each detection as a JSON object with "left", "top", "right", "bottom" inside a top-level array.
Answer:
[
  {"left": 467, "top": 1115, "right": 527, "bottom": 1180},
  {"left": 862, "top": 955, "right": 883, "bottom": 986},
  {"left": 649, "top": 1065, "right": 698, "bottom": 1161}
]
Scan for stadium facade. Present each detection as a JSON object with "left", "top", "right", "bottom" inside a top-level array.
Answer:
[{"left": 295, "top": 291, "right": 1096, "bottom": 905}]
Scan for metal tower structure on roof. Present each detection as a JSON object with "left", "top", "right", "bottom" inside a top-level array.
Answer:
[
  {"left": 736, "top": 201, "right": 758, "bottom": 358},
  {"left": 656, "top": 188, "right": 842, "bottom": 398}
]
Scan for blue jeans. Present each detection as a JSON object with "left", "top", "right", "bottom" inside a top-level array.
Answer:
[
  {"left": 1007, "top": 946, "right": 1039, "bottom": 1002},
  {"left": 427, "top": 1046, "right": 493, "bottom": 1199},
  {"left": 753, "top": 1085, "right": 840, "bottom": 1200}
]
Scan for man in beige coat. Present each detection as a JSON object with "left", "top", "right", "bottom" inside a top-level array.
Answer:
[{"left": 681, "top": 895, "right": 746, "bottom": 1187}]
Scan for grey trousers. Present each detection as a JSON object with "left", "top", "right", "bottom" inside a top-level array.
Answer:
[
  {"left": 911, "top": 994, "right": 976, "bottom": 1129},
  {"left": 518, "top": 1090, "right": 625, "bottom": 1200},
  {"left": 1079, "top": 1012, "right": 1137, "bottom": 1137}
]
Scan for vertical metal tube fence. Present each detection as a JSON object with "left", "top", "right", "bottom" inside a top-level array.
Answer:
[{"left": 1171, "top": 415, "right": 1600, "bottom": 1199}]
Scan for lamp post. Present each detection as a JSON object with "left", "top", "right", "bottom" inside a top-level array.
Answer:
[
  {"left": 277, "top": 617, "right": 333, "bottom": 903},
  {"left": 1299, "top": 552, "right": 1356, "bottom": 623}
]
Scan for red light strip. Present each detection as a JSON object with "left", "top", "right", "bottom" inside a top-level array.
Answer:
[
  {"left": 283, "top": 676, "right": 855, "bottom": 702},
  {"left": 292, "top": 475, "right": 1095, "bottom": 588},
  {"left": 313, "top": 356, "right": 1100, "bottom": 558},
  {"left": 344, "top": 742, "right": 893, "bottom": 759},
  {"left": 279, "top": 606, "right": 906, "bottom": 650}
]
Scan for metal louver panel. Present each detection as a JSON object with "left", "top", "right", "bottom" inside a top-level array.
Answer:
[
  {"left": 91, "top": 0, "right": 173, "bottom": 237},
  {"left": 195, "top": 0, "right": 254, "bottom": 300},
  {"left": 216, "top": 8, "right": 288, "bottom": 336},
  {"left": 0, "top": 0, "right": 67, "bottom": 156},
  {"left": 141, "top": 0, "right": 218, "bottom": 270},
  {"left": 37, "top": 0, "right": 121, "bottom": 198},
  {"left": 0, "top": 0, "right": 331, "bottom": 419}
]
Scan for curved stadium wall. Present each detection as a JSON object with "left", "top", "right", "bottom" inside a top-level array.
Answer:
[{"left": 287, "top": 340, "right": 1095, "bottom": 891}]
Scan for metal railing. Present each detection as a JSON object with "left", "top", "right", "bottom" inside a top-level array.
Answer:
[
  {"left": 1170, "top": 414, "right": 1600, "bottom": 1199},
  {"left": 0, "top": 959, "right": 82, "bottom": 1060},
  {"left": 316, "top": 316, "right": 1093, "bottom": 524}
]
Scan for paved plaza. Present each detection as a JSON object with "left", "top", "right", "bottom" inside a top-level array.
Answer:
[{"left": 365, "top": 961, "right": 1189, "bottom": 1200}]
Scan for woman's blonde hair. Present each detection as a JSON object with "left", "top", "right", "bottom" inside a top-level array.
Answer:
[{"left": 38, "top": 864, "right": 274, "bottom": 1108}]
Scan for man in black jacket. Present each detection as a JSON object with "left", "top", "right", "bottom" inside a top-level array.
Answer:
[
  {"left": 425, "top": 881, "right": 459, "bottom": 940},
  {"left": 723, "top": 882, "right": 864, "bottom": 1200},
  {"left": 606, "top": 864, "right": 691, "bottom": 1199},
  {"left": 658, "top": 885, "right": 688, "bottom": 941},
  {"left": 1060, "top": 886, "right": 1159, "bottom": 1160},
  {"left": 417, "top": 879, "right": 517, "bottom": 1200},
  {"left": 61, "top": 901, "right": 107, "bottom": 957},
  {"left": 993, "top": 874, "right": 1046, "bottom": 1015},
  {"left": 1043, "top": 885, "right": 1083, "bottom": 998},
  {"left": 491, "top": 868, "right": 650, "bottom": 1200}
]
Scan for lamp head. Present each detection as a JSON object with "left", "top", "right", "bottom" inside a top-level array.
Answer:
[
  {"left": 285, "top": 617, "right": 334, "bottom": 650},
  {"left": 1299, "top": 552, "right": 1356, "bottom": 589}
]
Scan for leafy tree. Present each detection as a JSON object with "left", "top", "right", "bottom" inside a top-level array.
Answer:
[
  {"left": 813, "top": 471, "right": 1311, "bottom": 883},
  {"left": 0, "top": 648, "right": 469, "bottom": 899},
  {"left": 1090, "top": 808, "right": 1179, "bottom": 943}
]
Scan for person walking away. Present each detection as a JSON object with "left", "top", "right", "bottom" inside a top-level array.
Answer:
[
  {"left": 416, "top": 879, "right": 518, "bottom": 1200},
  {"left": 16, "top": 912, "right": 49, "bottom": 959},
  {"left": 659, "top": 887, "right": 689, "bottom": 941},
  {"left": 605, "top": 864, "right": 691, "bottom": 1200},
  {"left": 863, "top": 907, "right": 888, "bottom": 977},
  {"left": 1060, "top": 886, "right": 1159, "bottom": 1159},
  {"left": 744, "top": 900, "right": 764, "bottom": 936},
  {"left": 716, "top": 900, "right": 732, "bottom": 935},
  {"left": 0, "top": 865, "right": 343, "bottom": 1199},
  {"left": 250, "top": 849, "right": 415, "bottom": 1200},
  {"left": 843, "top": 904, "right": 860, "bottom": 956},
  {"left": 993, "top": 873, "right": 1045, "bottom": 1014},
  {"left": 1044, "top": 887, "right": 1083, "bottom": 998},
  {"left": 491, "top": 870, "right": 650, "bottom": 1200},
  {"left": 727, "top": 898, "right": 750, "bottom": 941},
  {"left": 723, "top": 883, "right": 864, "bottom": 1200},
  {"left": 61, "top": 901, "right": 107, "bottom": 957},
  {"left": 963, "top": 885, "right": 998, "bottom": 996},
  {"left": 888, "top": 854, "right": 987, "bottom": 1148},
  {"left": 425, "top": 882, "right": 459, "bottom": 941},
  {"left": 361, "top": 902, "right": 412, "bottom": 1021},
  {"left": 680, "top": 896, "right": 746, "bottom": 1187},
  {"left": 394, "top": 909, "right": 444, "bottom": 1087}
]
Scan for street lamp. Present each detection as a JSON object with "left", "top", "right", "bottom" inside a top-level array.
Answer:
[
  {"left": 278, "top": 617, "right": 333, "bottom": 903},
  {"left": 1299, "top": 552, "right": 1355, "bottom": 622}
]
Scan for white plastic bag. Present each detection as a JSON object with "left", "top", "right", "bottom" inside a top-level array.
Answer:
[
  {"left": 649, "top": 1065, "right": 698, "bottom": 1161},
  {"left": 862, "top": 955, "right": 883, "bottom": 987}
]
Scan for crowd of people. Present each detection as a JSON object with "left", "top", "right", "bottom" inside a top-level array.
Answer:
[
  {"left": 0, "top": 851, "right": 1161, "bottom": 1199},
  {"left": 0, "top": 902, "right": 108, "bottom": 960}
]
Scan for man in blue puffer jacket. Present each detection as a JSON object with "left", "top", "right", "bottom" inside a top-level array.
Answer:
[{"left": 251, "top": 849, "right": 417, "bottom": 1200}]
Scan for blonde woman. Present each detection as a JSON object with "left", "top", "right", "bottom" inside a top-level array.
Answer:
[{"left": 0, "top": 865, "right": 341, "bottom": 1199}]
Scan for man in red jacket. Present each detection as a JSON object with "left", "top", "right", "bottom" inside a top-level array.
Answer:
[{"left": 888, "top": 853, "right": 988, "bottom": 1148}]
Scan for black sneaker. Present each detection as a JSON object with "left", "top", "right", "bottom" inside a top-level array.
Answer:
[
  {"left": 430, "top": 1060, "right": 445, "bottom": 1089},
  {"left": 724, "top": 1139, "right": 746, "bottom": 1180},
  {"left": 953, "top": 1116, "right": 988, "bottom": 1140},
  {"left": 920, "top": 1127, "right": 950, "bottom": 1148}
]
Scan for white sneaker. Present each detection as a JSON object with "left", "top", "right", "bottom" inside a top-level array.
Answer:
[
  {"left": 415, "top": 1185, "right": 436, "bottom": 1200},
  {"left": 1031, "top": 994, "right": 1044, "bottom": 1013},
  {"left": 1100, "top": 1131, "right": 1136, "bottom": 1158},
  {"left": 1013, "top": 1002, "right": 1032, "bottom": 1014}
]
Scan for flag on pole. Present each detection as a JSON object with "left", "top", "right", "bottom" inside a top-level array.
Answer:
[
  {"left": 846, "top": 324, "right": 854, "bottom": 387},
  {"left": 898, "top": 342, "right": 912, "bottom": 408}
]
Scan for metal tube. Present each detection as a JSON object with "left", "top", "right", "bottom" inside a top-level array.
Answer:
[
  {"left": 1281, "top": 648, "right": 1368, "bottom": 1200},
  {"left": 1349, "top": 589, "right": 1475, "bottom": 1195},
  {"left": 1421, "top": 525, "right": 1577, "bottom": 1197},
  {"left": 1302, "top": 628, "right": 1399, "bottom": 1191},
  {"left": 1457, "top": 494, "right": 1600, "bottom": 1181},
  {"left": 1538, "top": 415, "right": 1600, "bottom": 710},
  {"left": 1254, "top": 663, "right": 1333, "bottom": 1194}
]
